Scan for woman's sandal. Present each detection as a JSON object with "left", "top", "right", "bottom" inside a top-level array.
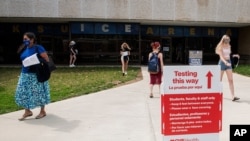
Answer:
[
  {"left": 18, "top": 112, "right": 33, "bottom": 121},
  {"left": 35, "top": 113, "right": 46, "bottom": 119},
  {"left": 149, "top": 93, "right": 153, "bottom": 98},
  {"left": 232, "top": 97, "right": 240, "bottom": 101}
]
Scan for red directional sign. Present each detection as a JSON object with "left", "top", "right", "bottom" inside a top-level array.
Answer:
[
  {"left": 206, "top": 71, "right": 213, "bottom": 89},
  {"left": 162, "top": 93, "right": 222, "bottom": 135},
  {"left": 161, "top": 65, "right": 222, "bottom": 141}
]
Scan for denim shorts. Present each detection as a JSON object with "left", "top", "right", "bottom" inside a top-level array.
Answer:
[{"left": 218, "top": 60, "right": 232, "bottom": 70}]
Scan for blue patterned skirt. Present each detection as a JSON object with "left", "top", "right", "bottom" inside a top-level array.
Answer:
[{"left": 15, "top": 73, "right": 50, "bottom": 109}]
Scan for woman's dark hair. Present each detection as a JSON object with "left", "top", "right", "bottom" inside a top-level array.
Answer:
[
  {"left": 17, "top": 32, "right": 37, "bottom": 54},
  {"left": 24, "top": 32, "right": 37, "bottom": 43}
]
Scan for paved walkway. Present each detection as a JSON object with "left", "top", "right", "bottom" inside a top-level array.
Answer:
[{"left": 0, "top": 66, "right": 250, "bottom": 141}]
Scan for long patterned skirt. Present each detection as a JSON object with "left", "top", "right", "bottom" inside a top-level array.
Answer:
[{"left": 15, "top": 73, "right": 50, "bottom": 109}]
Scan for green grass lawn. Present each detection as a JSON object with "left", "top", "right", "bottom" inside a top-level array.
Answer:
[
  {"left": 0, "top": 67, "right": 141, "bottom": 114},
  {"left": 233, "top": 65, "right": 250, "bottom": 77},
  {"left": 0, "top": 64, "right": 250, "bottom": 115}
]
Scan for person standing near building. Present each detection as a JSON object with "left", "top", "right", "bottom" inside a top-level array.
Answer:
[
  {"left": 69, "top": 40, "right": 77, "bottom": 67},
  {"left": 148, "top": 42, "right": 164, "bottom": 98},
  {"left": 215, "top": 34, "right": 240, "bottom": 101},
  {"left": 15, "top": 32, "right": 50, "bottom": 120},
  {"left": 120, "top": 42, "right": 131, "bottom": 76}
]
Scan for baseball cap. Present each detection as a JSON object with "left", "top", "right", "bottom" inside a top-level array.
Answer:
[{"left": 69, "top": 41, "right": 76, "bottom": 46}]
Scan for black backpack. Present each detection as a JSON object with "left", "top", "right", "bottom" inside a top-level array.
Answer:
[
  {"left": 35, "top": 59, "right": 51, "bottom": 82},
  {"left": 31, "top": 45, "right": 51, "bottom": 82},
  {"left": 148, "top": 52, "right": 159, "bottom": 74}
]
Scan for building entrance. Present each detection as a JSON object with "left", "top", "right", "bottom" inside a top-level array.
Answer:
[
  {"left": 161, "top": 37, "right": 172, "bottom": 64},
  {"left": 140, "top": 37, "right": 173, "bottom": 65},
  {"left": 171, "top": 37, "right": 186, "bottom": 64}
]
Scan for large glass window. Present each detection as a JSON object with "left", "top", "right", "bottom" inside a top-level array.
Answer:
[
  {"left": 69, "top": 34, "right": 139, "bottom": 65},
  {"left": 202, "top": 37, "right": 219, "bottom": 64},
  {"left": 0, "top": 34, "right": 22, "bottom": 64},
  {"left": 39, "top": 35, "right": 68, "bottom": 64}
]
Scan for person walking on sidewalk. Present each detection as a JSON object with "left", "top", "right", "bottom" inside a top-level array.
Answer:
[
  {"left": 215, "top": 34, "right": 240, "bottom": 101},
  {"left": 148, "top": 42, "right": 164, "bottom": 98},
  {"left": 120, "top": 42, "right": 131, "bottom": 76},
  {"left": 15, "top": 32, "right": 50, "bottom": 120}
]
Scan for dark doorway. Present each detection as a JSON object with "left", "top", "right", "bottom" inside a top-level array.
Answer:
[{"left": 172, "top": 37, "right": 185, "bottom": 64}]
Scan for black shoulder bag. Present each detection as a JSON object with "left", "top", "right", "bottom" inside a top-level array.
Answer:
[{"left": 34, "top": 46, "right": 51, "bottom": 82}]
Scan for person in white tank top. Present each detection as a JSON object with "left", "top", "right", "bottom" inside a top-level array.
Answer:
[
  {"left": 120, "top": 42, "right": 131, "bottom": 76},
  {"left": 215, "top": 34, "right": 240, "bottom": 101}
]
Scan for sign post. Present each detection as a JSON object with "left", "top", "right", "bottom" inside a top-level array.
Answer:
[
  {"left": 161, "top": 65, "right": 222, "bottom": 141},
  {"left": 189, "top": 50, "right": 203, "bottom": 65}
]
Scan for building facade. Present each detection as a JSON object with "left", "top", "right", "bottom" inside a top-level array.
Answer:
[{"left": 1, "top": 0, "right": 250, "bottom": 65}]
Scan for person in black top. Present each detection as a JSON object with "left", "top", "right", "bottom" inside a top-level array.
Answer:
[
  {"left": 69, "top": 40, "right": 77, "bottom": 67},
  {"left": 120, "top": 42, "right": 131, "bottom": 76}
]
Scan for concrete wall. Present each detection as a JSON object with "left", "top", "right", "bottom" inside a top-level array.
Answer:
[
  {"left": 1, "top": 0, "right": 250, "bottom": 24},
  {"left": 1, "top": 0, "right": 250, "bottom": 63}
]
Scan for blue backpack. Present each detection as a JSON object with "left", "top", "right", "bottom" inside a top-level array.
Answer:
[{"left": 148, "top": 52, "right": 159, "bottom": 74}]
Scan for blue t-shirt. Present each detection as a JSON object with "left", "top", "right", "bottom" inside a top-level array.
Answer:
[{"left": 20, "top": 45, "right": 46, "bottom": 73}]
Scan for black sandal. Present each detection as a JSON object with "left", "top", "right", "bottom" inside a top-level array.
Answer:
[
  {"left": 232, "top": 97, "right": 240, "bottom": 101},
  {"left": 149, "top": 93, "right": 153, "bottom": 98}
]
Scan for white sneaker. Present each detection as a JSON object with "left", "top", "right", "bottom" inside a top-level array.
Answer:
[
  {"left": 69, "top": 64, "right": 73, "bottom": 67},
  {"left": 125, "top": 72, "right": 127, "bottom": 75}
]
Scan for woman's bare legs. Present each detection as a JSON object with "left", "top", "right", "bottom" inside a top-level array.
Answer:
[
  {"left": 149, "top": 84, "right": 160, "bottom": 98},
  {"left": 121, "top": 60, "right": 125, "bottom": 75},
  {"left": 72, "top": 55, "right": 76, "bottom": 65},
  {"left": 220, "top": 71, "right": 224, "bottom": 81},
  {"left": 150, "top": 84, "right": 153, "bottom": 98},
  {"left": 225, "top": 69, "right": 238, "bottom": 100},
  {"left": 221, "top": 70, "right": 239, "bottom": 101},
  {"left": 69, "top": 54, "right": 76, "bottom": 66},
  {"left": 124, "top": 61, "right": 129, "bottom": 75},
  {"left": 69, "top": 55, "right": 73, "bottom": 65}
]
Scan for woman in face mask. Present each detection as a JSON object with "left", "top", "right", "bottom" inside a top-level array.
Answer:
[{"left": 15, "top": 32, "right": 50, "bottom": 120}]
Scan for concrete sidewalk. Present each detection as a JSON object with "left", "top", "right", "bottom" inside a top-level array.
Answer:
[
  {"left": 0, "top": 66, "right": 250, "bottom": 141},
  {"left": 220, "top": 71, "right": 250, "bottom": 140}
]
